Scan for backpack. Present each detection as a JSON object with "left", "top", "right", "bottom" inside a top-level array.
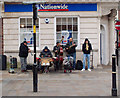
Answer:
[
  {"left": 26, "top": 64, "right": 33, "bottom": 70},
  {"left": 76, "top": 60, "right": 83, "bottom": 70}
]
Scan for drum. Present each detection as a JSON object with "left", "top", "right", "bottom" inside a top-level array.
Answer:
[{"left": 41, "top": 57, "right": 52, "bottom": 66}]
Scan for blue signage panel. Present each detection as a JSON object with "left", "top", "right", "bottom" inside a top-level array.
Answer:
[
  {"left": 5, "top": 4, "right": 33, "bottom": 12},
  {"left": 5, "top": 3, "right": 97, "bottom": 12}
]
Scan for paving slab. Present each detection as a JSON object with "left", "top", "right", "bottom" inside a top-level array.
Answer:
[{"left": 1, "top": 65, "right": 119, "bottom": 96}]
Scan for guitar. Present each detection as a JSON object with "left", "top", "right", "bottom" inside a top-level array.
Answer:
[{"left": 69, "top": 42, "right": 77, "bottom": 49}]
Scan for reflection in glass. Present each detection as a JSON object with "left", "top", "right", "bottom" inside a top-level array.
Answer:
[
  {"left": 57, "top": 25, "right": 61, "bottom": 31},
  {"left": 73, "top": 25, "right": 78, "bottom": 31},
  {"left": 56, "top": 17, "right": 78, "bottom": 45},
  {"left": 20, "top": 18, "right": 39, "bottom": 47}
]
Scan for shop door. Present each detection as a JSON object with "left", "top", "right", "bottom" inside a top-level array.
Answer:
[{"left": 100, "top": 25, "right": 105, "bottom": 65}]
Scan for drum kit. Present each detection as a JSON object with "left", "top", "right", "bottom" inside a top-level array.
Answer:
[
  {"left": 36, "top": 53, "right": 63, "bottom": 73},
  {"left": 41, "top": 57, "right": 53, "bottom": 67},
  {"left": 36, "top": 47, "right": 63, "bottom": 73},
  {"left": 36, "top": 57, "right": 54, "bottom": 73}
]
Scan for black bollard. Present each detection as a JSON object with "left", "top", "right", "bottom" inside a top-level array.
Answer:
[
  {"left": 118, "top": 48, "right": 120, "bottom": 97},
  {"left": 116, "top": 48, "right": 118, "bottom": 66},
  {"left": 112, "top": 54, "right": 117, "bottom": 96},
  {"left": 33, "top": 63, "right": 38, "bottom": 92}
]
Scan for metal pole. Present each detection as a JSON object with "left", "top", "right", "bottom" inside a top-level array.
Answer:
[
  {"left": 118, "top": 48, "right": 120, "bottom": 95},
  {"left": 112, "top": 54, "right": 117, "bottom": 96},
  {"left": 33, "top": 3, "right": 38, "bottom": 92},
  {"left": 116, "top": 30, "right": 119, "bottom": 66}
]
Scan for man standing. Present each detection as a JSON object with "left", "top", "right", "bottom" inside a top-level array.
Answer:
[
  {"left": 53, "top": 42, "right": 60, "bottom": 70},
  {"left": 82, "top": 38, "right": 92, "bottom": 71},
  {"left": 53, "top": 42, "right": 60, "bottom": 57},
  {"left": 19, "top": 41, "right": 30, "bottom": 72},
  {"left": 66, "top": 38, "right": 77, "bottom": 70}
]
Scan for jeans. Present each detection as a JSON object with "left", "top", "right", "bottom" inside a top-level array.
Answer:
[
  {"left": 69, "top": 52, "right": 76, "bottom": 69},
  {"left": 20, "top": 57, "right": 27, "bottom": 70},
  {"left": 83, "top": 54, "right": 90, "bottom": 69}
]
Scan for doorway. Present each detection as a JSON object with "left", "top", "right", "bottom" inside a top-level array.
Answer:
[{"left": 100, "top": 25, "right": 105, "bottom": 65}]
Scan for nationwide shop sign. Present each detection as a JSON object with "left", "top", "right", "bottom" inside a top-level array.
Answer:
[
  {"left": 37, "top": 4, "right": 69, "bottom": 12},
  {"left": 5, "top": 3, "right": 97, "bottom": 12}
]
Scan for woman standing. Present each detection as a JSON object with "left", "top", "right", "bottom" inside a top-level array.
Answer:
[{"left": 82, "top": 38, "right": 92, "bottom": 71}]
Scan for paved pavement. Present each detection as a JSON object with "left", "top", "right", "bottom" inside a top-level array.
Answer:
[{"left": 1, "top": 65, "right": 119, "bottom": 96}]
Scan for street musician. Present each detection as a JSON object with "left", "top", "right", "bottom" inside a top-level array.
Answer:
[{"left": 65, "top": 38, "right": 77, "bottom": 70}]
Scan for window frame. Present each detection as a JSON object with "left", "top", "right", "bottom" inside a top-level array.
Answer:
[
  {"left": 19, "top": 17, "right": 40, "bottom": 50},
  {"left": 54, "top": 16, "right": 80, "bottom": 49}
]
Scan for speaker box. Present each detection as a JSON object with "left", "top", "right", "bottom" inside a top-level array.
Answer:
[
  {"left": 26, "top": 64, "right": 33, "bottom": 70},
  {"left": 0, "top": 55, "right": 7, "bottom": 70},
  {"left": 11, "top": 57, "right": 17, "bottom": 68}
]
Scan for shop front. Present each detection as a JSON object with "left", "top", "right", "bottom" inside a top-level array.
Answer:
[{"left": 1, "top": 1, "right": 118, "bottom": 67}]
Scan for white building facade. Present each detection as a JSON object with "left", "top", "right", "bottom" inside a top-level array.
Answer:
[{"left": 1, "top": 0, "right": 119, "bottom": 67}]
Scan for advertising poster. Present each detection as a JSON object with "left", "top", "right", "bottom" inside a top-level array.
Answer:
[
  {"left": 61, "top": 31, "right": 72, "bottom": 45},
  {"left": 23, "top": 33, "right": 33, "bottom": 46}
]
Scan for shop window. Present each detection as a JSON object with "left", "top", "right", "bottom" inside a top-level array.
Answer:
[
  {"left": 56, "top": 17, "right": 78, "bottom": 45},
  {"left": 20, "top": 18, "right": 39, "bottom": 47}
]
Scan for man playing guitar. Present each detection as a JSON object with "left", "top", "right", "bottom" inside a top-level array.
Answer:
[{"left": 65, "top": 38, "right": 77, "bottom": 70}]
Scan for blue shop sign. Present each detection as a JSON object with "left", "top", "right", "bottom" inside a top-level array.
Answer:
[{"left": 5, "top": 3, "right": 97, "bottom": 12}]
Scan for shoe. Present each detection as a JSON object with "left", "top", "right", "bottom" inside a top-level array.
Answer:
[
  {"left": 88, "top": 69, "right": 91, "bottom": 71},
  {"left": 72, "top": 68, "right": 75, "bottom": 70},
  {"left": 21, "top": 70, "right": 28, "bottom": 72},
  {"left": 70, "top": 70, "right": 72, "bottom": 73},
  {"left": 64, "top": 70, "right": 67, "bottom": 73},
  {"left": 24, "top": 70, "right": 28, "bottom": 72},
  {"left": 21, "top": 70, "right": 25, "bottom": 72},
  {"left": 81, "top": 69, "right": 85, "bottom": 71}
]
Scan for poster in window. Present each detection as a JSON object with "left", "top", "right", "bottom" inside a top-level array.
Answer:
[
  {"left": 61, "top": 31, "right": 72, "bottom": 45},
  {"left": 23, "top": 33, "right": 33, "bottom": 46},
  {"left": 20, "top": 32, "right": 39, "bottom": 47}
]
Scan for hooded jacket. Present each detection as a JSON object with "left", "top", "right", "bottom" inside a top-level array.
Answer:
[
  {"left": 82, "top": 39, "right": 92, "bottom": 54},
  {"left": 19, "top": 42, "right": 29, "bottom": 57},
  {"left": 40, "top": 46, "right": 52, "bottom": 58}
]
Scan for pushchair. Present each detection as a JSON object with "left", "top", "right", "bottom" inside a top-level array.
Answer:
[{"left": 63, "top": 56, "right": 73, "bottom": 73}]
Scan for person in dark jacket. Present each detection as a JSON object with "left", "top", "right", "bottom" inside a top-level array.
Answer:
[
  {"left": 65, "top": 38, "right": 77, "bottom": 70},
  {"left": 53, "top": 42, "right": 60, "bottom": 57},
  {"left": 82, "top": 38, "right": 92, "bottom": 71},
  {"left": 40, "top": 46, "right": 52, "bottom": 58},
  {"left": 39, "top": 46, "right": 52, "bottom": 73},
  {"left": 53, "top": 42, "right": 60, "bottom": 70},
  {"left": 19, "top": 41, "right": 31, "bottom": 72}
]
